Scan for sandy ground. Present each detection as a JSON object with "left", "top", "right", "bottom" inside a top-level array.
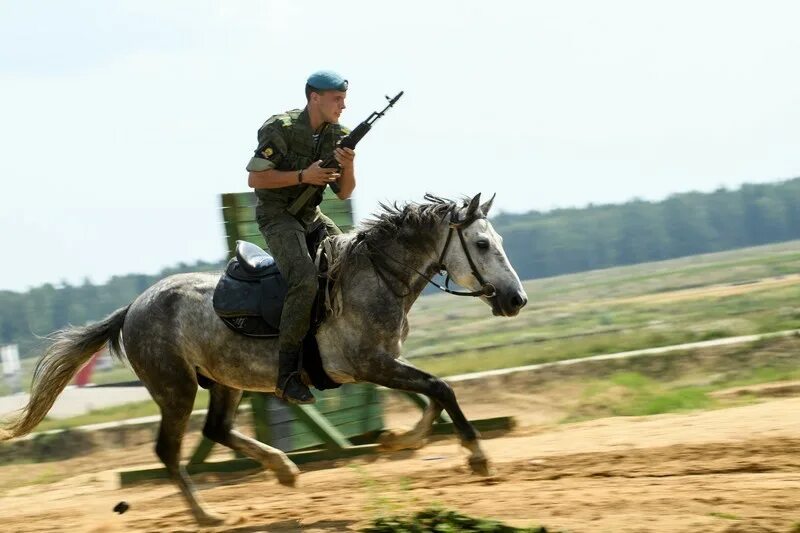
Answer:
[{"left": 1, "top": 392, "right": 799, "bottom": 533}]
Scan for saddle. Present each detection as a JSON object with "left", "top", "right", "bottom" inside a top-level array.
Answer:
[
  {"left": 212, "top": 240, "right": 288, "bottom": 336},
  {"left": 212, "top": 231, "right": 340, "bottom": 390}
]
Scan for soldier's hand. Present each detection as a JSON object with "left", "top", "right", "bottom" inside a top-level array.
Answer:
[
  {"left": 333, "top": 147, "right": 355, "bottom": 170},
  {"left": 301, "top": 160, "right": 340, "bottom": 186}
]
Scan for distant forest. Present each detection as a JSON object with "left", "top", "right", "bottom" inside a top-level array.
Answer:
[
  {"left": 492, "top": 177, "right": 800, "bottom": 281},
  {"left": 2, "top": 177, "right": 799, "bottom": 359}
]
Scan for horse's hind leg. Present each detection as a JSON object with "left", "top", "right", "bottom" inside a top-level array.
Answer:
[
  {"left": 203, "top": 383, "right": 299, "bottom": 486},
  {"left": 364, "top": 357, "right": 491, "bottom": 476},
  {"left": 379, "top": 397, "right": 442, "bottom": 451},
  {"left": 145, "top": 370, "right": 225, "bottom": 526}
]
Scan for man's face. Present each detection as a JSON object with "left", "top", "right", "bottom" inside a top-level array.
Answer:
[{"left": 312, "top": 90, "right": 347, "bottom": 123}]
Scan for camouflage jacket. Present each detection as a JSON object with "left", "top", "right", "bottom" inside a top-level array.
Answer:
[{"left": 246, "top": 107, "right": 350, "bottom": 226}]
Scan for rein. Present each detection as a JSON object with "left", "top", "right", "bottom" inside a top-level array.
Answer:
[{"left": 361, "top": 212, "right": 496, "bottom": 299}]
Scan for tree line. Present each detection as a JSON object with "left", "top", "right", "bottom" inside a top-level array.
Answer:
[
  {"left": 492, "top": 177, "right": 800, "bottom": 281},
  {"left": 2, "top": 177, "right": 799, "bottom": 359}
]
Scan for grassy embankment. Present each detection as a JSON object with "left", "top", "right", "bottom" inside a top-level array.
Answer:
[{"left": 556, "top": 343, "right": 800, "bottom": 423}]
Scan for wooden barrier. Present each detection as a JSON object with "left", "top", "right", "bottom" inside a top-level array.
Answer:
[{"left": 220, "top": 189, "right": 355, "bottom": 254}]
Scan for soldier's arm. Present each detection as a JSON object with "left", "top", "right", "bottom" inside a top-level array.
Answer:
[
  {"left": 250, "top": 163, "right": 340, "bottom": 188},
  {"left": 248, "top": 169, "right": 302, "bottom": 189},
  {"left": 246, "top": 120, "right": 295, "bottom": 189}
]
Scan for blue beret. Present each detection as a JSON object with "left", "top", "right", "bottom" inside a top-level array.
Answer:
[{"left": 307, "top": 70, "right": 348, "bottom": 92}]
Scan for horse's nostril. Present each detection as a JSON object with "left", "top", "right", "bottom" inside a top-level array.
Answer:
[{"left": 511, "top": 292, "right": 528, "bottom": 309}]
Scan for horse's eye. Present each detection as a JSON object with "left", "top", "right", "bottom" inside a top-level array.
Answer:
[{"left": 476, "top": 240, "right": 490, "bottom": 250}]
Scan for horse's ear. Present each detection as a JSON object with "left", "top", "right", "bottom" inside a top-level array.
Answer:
[
  {"left": 466, "top": 193, "right": 482, "bottom": 219},
  {"left": 480, "top": 193, "right": 496, "bottom": 216}
]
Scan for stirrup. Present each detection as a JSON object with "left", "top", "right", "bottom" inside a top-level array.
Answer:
[{"left": 276, "top": 372, "right": 315, "bottom": 404}]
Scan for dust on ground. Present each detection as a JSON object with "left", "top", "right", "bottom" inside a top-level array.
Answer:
[{"left": 1, "top": 382, "right": 799, "bottom": 533}]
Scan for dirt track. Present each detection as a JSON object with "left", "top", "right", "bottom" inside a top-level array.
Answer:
[{"left": 1, "top": 394, "right": 799, "bottom": 532}]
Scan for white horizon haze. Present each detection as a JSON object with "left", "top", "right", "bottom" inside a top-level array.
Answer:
[{"left": 1, "top": 1, "right": 799, "bottom": 292}]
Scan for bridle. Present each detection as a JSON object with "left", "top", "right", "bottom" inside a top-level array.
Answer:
[
  {"left": 433, "top": 212, "right": 497, "bottom": 297},
  {"left": 361, "top": 210, "right": 497, "bottom": 299}
]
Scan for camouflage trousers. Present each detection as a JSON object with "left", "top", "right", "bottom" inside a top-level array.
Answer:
[{"left": 259, "top": 212, "right": 341, "bottom": 353}]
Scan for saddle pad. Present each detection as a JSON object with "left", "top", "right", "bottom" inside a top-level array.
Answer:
[{"left": 213, "top": 260, "right": 288, "bottom": 330}]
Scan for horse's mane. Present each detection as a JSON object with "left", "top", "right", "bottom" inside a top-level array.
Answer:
[{"left": 328, "top": 194, "right": 465, "bottom": 289}]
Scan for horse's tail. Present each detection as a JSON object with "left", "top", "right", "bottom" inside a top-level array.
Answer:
[{"left": 0, "top": 305, "right": 130, "bottom": 441}]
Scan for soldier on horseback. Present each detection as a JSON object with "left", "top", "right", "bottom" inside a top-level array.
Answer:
[{"left": 245, "top": 70, "right": 356, "bottom": 404}]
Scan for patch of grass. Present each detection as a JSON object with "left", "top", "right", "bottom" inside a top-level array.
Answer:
[
  {"left": 698, "top": 329, "right": 734, "bottom": 341},
  {"left": 560, "top": 347, "right": 800, "bottom": 425},
  {"left": 618, "top": 387, "right": 713, "bottom": 416},
  {"left": 709, "top": 511, "right": 740, "bottom": 521},
  {"left": 363, "top": 507, "right": 552, "bottom": 532},
  {"left": 28, "top": 466, "right": 63, "bottom": 486},
  {"left": 712, "top": 366, "right": 800, "bottom": 389},
  {"left": 414, "top": 328, "right": 706, "bottom": 377},
  {"left": 609, "top": 371, "right": 652, "bottom": 390},
  {"left": 562, "top": 371, "right": 716, "bottom": 422},
  {"left": 350, "top": 464, "right": 408, "bottom": 518}
]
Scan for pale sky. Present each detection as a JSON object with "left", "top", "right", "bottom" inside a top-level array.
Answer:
[{"left": 1, "top": 1, "right": 799, "bottom": 292}]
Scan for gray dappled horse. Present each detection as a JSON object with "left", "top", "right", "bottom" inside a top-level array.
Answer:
[{"left": 0, "top": 193, "right": 527, "bottom": 525}]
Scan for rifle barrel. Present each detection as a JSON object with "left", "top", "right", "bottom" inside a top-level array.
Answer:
[{"left": 286, "top": 90, "right": 403, "bottom": 216}]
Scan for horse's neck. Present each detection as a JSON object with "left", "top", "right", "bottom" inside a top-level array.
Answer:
[
  {"left": 329, "top": 222, "right": 449, "bottom": 322},
  {"left": 363, "top": 232, "right": 443, "bottom": 313},
  {"left": 397, "top": 245, "right": 438, "bottom": 313}
]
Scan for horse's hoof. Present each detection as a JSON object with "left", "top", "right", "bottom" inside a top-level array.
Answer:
[
  {"left": 276, "top": 469, "right": 298, "bottom": 487},
  {"left": 468, "top": 456, "right": 492, "bottom": 476},
  {"left": 378, "top": 429, "right": 426, "bottom": 452},
  {"left": 276, "top": 461, "right": 300, "bottom": 487},
  {"left": 268, "top": 458, "right": 299, "bottom": 487},
  {"left": 378, "top": 429, "right": 403, "bottom": 451}
]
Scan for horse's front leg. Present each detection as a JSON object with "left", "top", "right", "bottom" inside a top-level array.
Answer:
[{"left": 363, "top": 357, "right": 491, "bottom": 476}]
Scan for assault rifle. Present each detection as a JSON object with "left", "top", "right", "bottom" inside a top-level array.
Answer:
[{"left": 286, "top": 91, "right": 404, "bottom": 217}]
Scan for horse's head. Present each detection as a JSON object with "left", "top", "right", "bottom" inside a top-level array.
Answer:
[{"left": 439, "top": 194, "right": 528, "bottom": 317}]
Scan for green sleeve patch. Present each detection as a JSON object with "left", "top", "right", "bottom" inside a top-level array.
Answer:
[{"left": 246, "top": 156, "right": 276, "bottom": 172}]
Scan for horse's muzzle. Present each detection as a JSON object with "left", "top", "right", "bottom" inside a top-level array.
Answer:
[{"left": 491, "top": 288, "right": 528, "bottom": 317}]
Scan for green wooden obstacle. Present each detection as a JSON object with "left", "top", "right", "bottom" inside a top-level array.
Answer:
[
  {"left": 220, "top": 189, "right": 356, "bottom": 253},
  {"left": 118, "top": 190, "right": 513, "bottom": 485}
]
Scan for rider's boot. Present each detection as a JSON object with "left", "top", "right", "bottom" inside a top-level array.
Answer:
[{"left": 276, "top": 348, "right": 315, "bottom": 404}]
